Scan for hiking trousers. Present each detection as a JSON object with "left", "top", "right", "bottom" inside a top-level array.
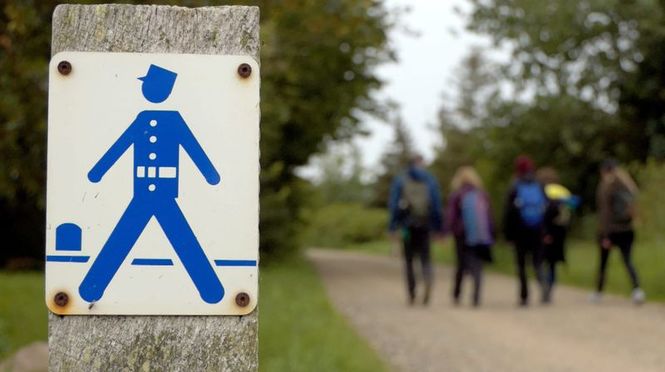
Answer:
[
  {"left": 403, "top": 226, "right": 433, "bottom": 303},
  {"left": 453, "top": 241, "right": 484, "bottom": 306},
  {"left": 597, "top": 230, "right": 640, "bottom": 292},
  {"left": 514, "top": 229, "right": 545, "bottom": 303}
]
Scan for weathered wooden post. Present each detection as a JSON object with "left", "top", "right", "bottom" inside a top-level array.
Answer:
[{"left": 48, "top": 5, "right": 259, "bottom": 371}]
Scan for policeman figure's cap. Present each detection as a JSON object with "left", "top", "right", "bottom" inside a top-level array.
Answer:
[{"left": 138, "top": 64, "right": 178, "bottom": 103}]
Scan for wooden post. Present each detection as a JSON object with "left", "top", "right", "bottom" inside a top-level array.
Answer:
[{"left": 48, "top": 5, "right": 259, "bottom": 371}]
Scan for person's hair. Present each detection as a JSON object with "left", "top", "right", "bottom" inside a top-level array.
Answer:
[
  {"left": 600, "top": 159, "right": 639, "bottom": 194},
  {"left": 451, "top": 166, "right": 483, "bottom": 192},
  {"left": 615, "top": 167, "right": 639, "bottom": 194},
  {"left": 536, "top": 167, "right": 560, "bottom": 185}
]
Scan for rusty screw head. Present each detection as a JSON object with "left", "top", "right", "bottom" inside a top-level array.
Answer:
[
  {"left": 237, "top": 63, "right": 252, "bottom": 78},
  {"left": 57, "top": 61, "right": 72, "bottom": 75},
  {"left": 235, "top": 292, "right": 250, "bottom": 307},
  {"left": 54, "top": 292, "right": 69, "bottom": 307}
]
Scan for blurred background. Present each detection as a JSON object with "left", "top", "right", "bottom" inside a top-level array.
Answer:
[{"left": 2, "top": 0, "right": 665, "bottom": 371}]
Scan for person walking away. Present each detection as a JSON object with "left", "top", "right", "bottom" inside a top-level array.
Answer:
[
  {"left": 537, "top": 167, "right": 580, "bottom": 304},
  {"left": 503, "top": 155, "right": 547, "bottom": 306},
  {"left": 591, "top": 159, "right": 645, "bottom": 304},
  {"left": 445, "top": 166, "right": 494, "bottom": 307},
  {"left": 388, "top": 155, "right": 443, "bottom": 306}
]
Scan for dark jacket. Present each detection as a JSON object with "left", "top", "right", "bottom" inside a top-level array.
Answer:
[{"left": 388, "top": 166, "right": 443, "bottom": 232}]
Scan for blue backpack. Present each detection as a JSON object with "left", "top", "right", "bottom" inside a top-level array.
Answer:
[
  {"left": 514, "top": 181, "right": 546, "bottom": 228},
  {"left": 461, "top": 189, "right": 493, "bottom": 246}
]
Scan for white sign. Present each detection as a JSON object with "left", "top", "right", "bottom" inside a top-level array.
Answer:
[{"left": 45, "top": 52, "right": 259, "bottom": 315}]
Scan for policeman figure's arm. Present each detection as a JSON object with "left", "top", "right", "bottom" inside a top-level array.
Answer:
[
  {"left": 178, "top": 114, "right": 220, "bottom": 185},
  {"left": 88, "top": 118, "right": 136, "bottom": 183}
]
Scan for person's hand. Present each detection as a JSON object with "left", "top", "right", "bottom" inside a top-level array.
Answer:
[
  {"left": 544, "top": 235, "right": 553, "bottom": 244},
  {"left": 601, "top": 238, "right": 612, "bottom": 250},
  {"left": 388, "top": 231, "right": 400, "bottom": 243}
]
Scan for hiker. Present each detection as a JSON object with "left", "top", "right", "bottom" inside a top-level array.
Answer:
[
  {"left": 537, "top": 167, "right": 580, "bottom": 303},
  {"left": 591, "top": 159, "right": 645, "bottom": 304},
  {"left": 445, "top": 166, "right": 494, "bottom": 307},
  {"left": 388, "top": 155, "right": 443, "bottom": 305},
  {"left": 503, "top": 155, "right": 547, "bottom": 306}
]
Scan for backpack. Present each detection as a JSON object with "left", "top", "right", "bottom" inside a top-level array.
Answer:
[
  {"left": 514, "top": 181, "right": 546, "bottom": 228},
  {"left": 400, "top": 176, "right": 431, "bottom": 228},
  {"left": 610, "top": 183, "right": 635, "bottom": 224},
  {"left": 461, "top": 189, "right": 493, "bottom": 246}
]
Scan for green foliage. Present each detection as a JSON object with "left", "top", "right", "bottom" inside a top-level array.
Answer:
[
  {"left": 258, "top": 0, "right": 394, "bottom": 260},
  {"left": 303, "top": 203, "right": 387, "bottom": 248},
  {"left": 634, "top": 160, "right": 665, "bottom": 242},
  {"left": 433, "top": 2, "right": 665, "bottom": 220},
  {"left": 0, "top": 0, "right": 394, "bottom": 264},
  {"left": 309, "top": 143, "right": 373, "bottom": 205},
  {"left": 259, "top": 255, "right": 388, "bottom": 372}
]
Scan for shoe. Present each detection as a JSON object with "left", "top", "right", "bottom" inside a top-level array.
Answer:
[
  {"left": 518, "top": 298, "right": 528, "bottom": 307},
  {"left": 423, "top": 284, "right": 432, "bottom": 306},
  {"left": 407, "top": 294, "right": 415, "bottom": 306},
  {"left": 589, "top": 292, "right": 602, "bottom": 304},
  {"left": 632, "top": 288, "right": 646, "bottom": 305}
]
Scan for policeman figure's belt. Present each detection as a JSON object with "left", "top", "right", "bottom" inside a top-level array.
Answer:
[{"left": 136, "top": 166, "right": 177, "bottom": 178}]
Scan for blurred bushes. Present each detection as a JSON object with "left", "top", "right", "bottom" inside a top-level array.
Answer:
[
  {"left": 635, "top": 160, "right": 665, "bottom": 243},
  {"left": 303, "top": 203, "right": 387, "bottom": 248}
]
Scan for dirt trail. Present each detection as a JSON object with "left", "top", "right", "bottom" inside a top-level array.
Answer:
[{"left": 308, "top": 249, "right": 665, "bottom": 372}]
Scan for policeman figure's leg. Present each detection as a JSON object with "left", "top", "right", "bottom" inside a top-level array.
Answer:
[
  {"left": 156, "top": 198, "right": 224, "bottom": 304},
  {"left": 79, "top": 198, "right": 153, "bottom": 302}
]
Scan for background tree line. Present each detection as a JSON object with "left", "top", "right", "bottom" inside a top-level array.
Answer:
[
  {"left": 305, "top": 0, "right": 665, "bottom": 249},
  {"left": 0, "top": 0, "right": 395, "bottom": 266}
]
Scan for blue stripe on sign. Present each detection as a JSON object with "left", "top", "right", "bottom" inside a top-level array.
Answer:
[
  {"left": 131, "top": 258, "right": 174, "bottom": 266},
  {"left": 46, "top": 255, "right": 90, "bottom": 263},
  {"left": 214, "top": 259, "right": 257, "bottom": 267}
]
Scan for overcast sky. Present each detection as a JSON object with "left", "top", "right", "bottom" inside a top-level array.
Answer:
[
  {"left": 355, "top": 0, "right": 490, "bottom": 167},
  {"left": 300, "top": 0, "right": 493, "bottom": 180}
]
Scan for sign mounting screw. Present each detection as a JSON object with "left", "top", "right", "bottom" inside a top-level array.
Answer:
[
  {"left": 237, "top": 63, "right": 252, "bottom": 78},
  {"left": 54, "top": 292, "right": 69, "bottom": 307},
  {"left": 57, "top": 61, "right": 72, "bottom": 75},
  {"left": 235, "top": 292, "right": 250, "bottom": 307}
]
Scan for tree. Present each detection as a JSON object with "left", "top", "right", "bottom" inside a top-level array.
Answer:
[
  {"left": 310, "top": 142, "right": 372, "bottom": 205},
  {"left": 371, "top": 114, "right": 415, "bottom": 207},
  {"left": 0, "top": 0, "right": 395, "bottom": 265},
  {"left": 464, "top": 0, "right": 662, "bottom": 161}
]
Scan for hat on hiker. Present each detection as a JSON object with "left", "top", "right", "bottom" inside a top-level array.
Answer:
[{"left": 515, "top": 155, "right": 535, "bottom": 176}]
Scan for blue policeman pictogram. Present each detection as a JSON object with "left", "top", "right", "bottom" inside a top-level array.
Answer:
[{"left": 79, "top": 64, "right": 224, "bottom": 304}]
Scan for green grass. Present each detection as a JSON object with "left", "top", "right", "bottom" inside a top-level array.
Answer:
[
  {"left": 0, "top": 271, "right": 47, "bottom": 359},
  {"left": 0, "top": 258, "right": 387, "bottom": 371},
  {"left": 347, "top": 238, "right": 665, "bottom": 301},
  {"left": 259, "top": 256, "right": 387, "bottom": 372}
]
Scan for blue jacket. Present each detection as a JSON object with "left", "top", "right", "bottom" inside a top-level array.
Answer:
[{"left": 388, "top": 166, "right": 443, "bottom": 232}]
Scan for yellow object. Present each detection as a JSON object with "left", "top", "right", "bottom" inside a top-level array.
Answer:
[{"left": 545, "top": 183, "right": 571, "bottom": 200}]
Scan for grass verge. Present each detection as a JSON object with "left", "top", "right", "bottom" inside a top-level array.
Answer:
[
  {"left": 0, "top": 257, "right": 387, "bottom": 371},
  {"left": 0, "top": 271, "right": 47, "bottom": 359},
  {"left": 346, "top": 238, "right": 665, "bottom": 302}
]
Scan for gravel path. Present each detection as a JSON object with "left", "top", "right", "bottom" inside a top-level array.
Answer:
[{"left": 307, "top": 249, "right": 665, "bottom": 372}]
